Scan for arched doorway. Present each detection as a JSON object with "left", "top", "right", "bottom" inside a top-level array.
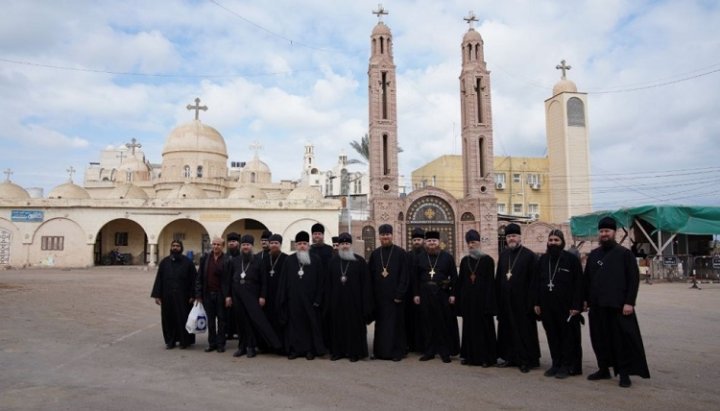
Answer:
[
  {"left": 406, "top": 196, "right": 456, "bottom": 256},
  {"left": 158, "top": 219, "right": 209, "bottom": 264},
  {"left": 223, "top": 218, "right": 270, "bottom": 251},
  {"left": 95, "top": 218, "right": 148, "bottom": 265}
]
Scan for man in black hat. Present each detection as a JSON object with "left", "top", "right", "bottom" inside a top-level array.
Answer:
[
  {"left": 496, "top": 223, "right": 540, "bottom": 373},
  {"left": 369, "top": 224, "right": 409, "bottom": 361},
  {"left": 254, "top": 229, "right": 273, "bottom": 353},
  {"left": 277, "top": 231, "right": 326, "bottom": 360},
  {"left": 533, "top": 229, "right": 584, "bottom": 378},
  {"left": 413, "top": 230, "right": 459, "bottom": 363},
  {"left": 223, "top": 232, "right": 241, "bottom": 340},
  {"left": 195, "top": 236, "right": 228, "bottom": 353},
  {"left": 584, "top": 217, "right": 650, "bottom": 388},
  {"left": 225, "top": 234, "right": 280, "bottom": 358},
  {"left": 331, "top": 236, "right": 340, "bottom": 255},
  {"left": 309, "top": 222, "right": 334, "bottom": 349},
  {"left": 151, "top": 240, "right": 197, "bottom": 349},
  {"left": 257, "top": 230, "right": 272, "bottom": 260},
  {"left": 455, "top": 229, "right": 497, "bottom": 367},
  {"left": 406, "top": 227, "right": 425, "bottom": 353},
  {"left": 409, "top": 227, "right": 426, "bottom": 256},
  {"left": 326, "top": 232, "right": 372, "bottom": 362},
  {"left": 262, "top": 233, "right": 287, "bottom": 354}
]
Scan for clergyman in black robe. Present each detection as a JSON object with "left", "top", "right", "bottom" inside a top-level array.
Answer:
[
  {"left": 223, "top": 232, "right": 241, "bottom": 341},
  {"left": 327, "top": 233, "right": 372, "bottom": 362},
  {"left": 414, "top": 230, "right": 459, "bottom": 363},
  {"left": 369, "top": 224, "right": 409, "bottom": 361},
  {"left": 151, "top": 240, "right": 197, "bottom": 349},
  {"left": 496, "top": 223, "right": 540, "bottom": 373},
  {"left": 533, "top": 230, "right": 584, "bottom": 379},
  {"left": 260, "top": 233, "right": 287, "bottom": 354},
  {"left": 584, "top": 217, "right": 650, "bottom": 388},
  {"left": 309, "top": 222, "right": 334, "bottom": 351},
  {"left": 277, "top": 231, "right": 326, "bottom": 360},
  {"left": 405, "top": 227, "right": 426, "bottom": 353},
  {"left": 224, "top": 235, "right": 280, "bottom": 358},
  {"left": 455, "top": 229, "right": 497, "bottom": 367}
]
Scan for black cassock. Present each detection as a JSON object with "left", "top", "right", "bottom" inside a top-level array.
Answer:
[
  {"left": 223, "top": 250, "right": 241, "bottom": 339},
  {"left": 455, "top": 253, "right": 497, "bottom": 366},
  {"left": 496, "top": 245, "right": 540, "bottom": 367},
  {"left": 259, "top": 251, "right": 287, "bottom": 352},
  {"left": 310, "top": 243, "right": 334, "bottom": 350},
  {"left": 326, "top": 254, "right": 373, "bottom": 359},
  {"left": 277, "top": 253, "right": 326, "bottom": 356},
  {"left": 584, "top": 243, "right": 650, "bottom": 378},
  {"left": 151, "top": 254, "right": 197, "bottom": 347},
  {"left": 224, "top": 254, "right": 281, "bottom": 351},
  {"left": 369, "top": 245, "right": 409, "bottom": 360},
  {"left": 405, "top": 248, "right": 425, "bottom": 353},
  {"left": 414, "top": 250, "right": 460, "bottom": 357},
  {"left": 535, "top": 250, "right": 583, "bottom": 373}
]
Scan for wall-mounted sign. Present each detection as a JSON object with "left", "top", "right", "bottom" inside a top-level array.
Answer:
[{"left": 11, "top": 210, "right": 44, "bottom": 222}]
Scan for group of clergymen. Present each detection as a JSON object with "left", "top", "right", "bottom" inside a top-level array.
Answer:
[{"left": 151, "top": 216, "right": 650, "bottom": 388}]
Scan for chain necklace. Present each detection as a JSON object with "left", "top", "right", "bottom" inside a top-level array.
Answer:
[
  {"left": 380, "top": 246, "right": 394, "bottom": 277},
  {"left": 427, "top": 252, "right": 439, "bottom": 279},
  {"left": 506, "top": 247, "right": 523, "bottom": 280},
  {"left": 240, "top": 258, "right": 250, "bottom": 279},
  {"left": 269, "top": 253, "right": 280, "bottom": 277},
  {"left": 298, "top": 263, "right": 304, "bottom": 279},
  {"left": 547, "top": 254, "right": 561, "bottom": 292},
  {"left": 340, "top": 260, "right": 350, "bottom": 284},
  {"left": 466, "top": 256, "right": 481, "bottom": 284}
]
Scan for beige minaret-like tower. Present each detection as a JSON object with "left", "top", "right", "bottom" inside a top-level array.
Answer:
[
  {"left": 367, "top": 5, "right": 403, "bottom": 228},
  {"left": 459, "top": 12, "right": 495, "bottom": 198},
  {"left": 545, "top": 60, "right": 592, "bottom": 222}
]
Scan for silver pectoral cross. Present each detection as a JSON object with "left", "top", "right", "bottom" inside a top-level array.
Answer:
[{"left": 547, "top": 282, "right": 554, "bottom": 292}]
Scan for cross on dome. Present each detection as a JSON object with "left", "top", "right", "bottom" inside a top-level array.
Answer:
[
  {"left": 186, "top": 97, "right": 208, "bottom": 121},
  {"left": 556, "top": 59, "right": 572, "bottom": 80},
  {"left": 125, "top": 138, "right": 142, "bottom": 155},
  {"left": 3, "top": 168, "right": 12, "bottom": 182},
  {"left": 66, "top": 166, "right": 76, "bottom": 182},
  {"left": 372, "top": 4, "right": 388, "bottom": 21},
  {"left": 464, "top": 11, "right": 478, "bottom": 28}
]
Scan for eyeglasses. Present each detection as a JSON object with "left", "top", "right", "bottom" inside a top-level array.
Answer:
[{"left": 211, "top": 243, "right": 222, "bottom": 246}]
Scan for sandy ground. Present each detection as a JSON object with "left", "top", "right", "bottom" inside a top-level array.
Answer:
[{"left": 0, "top": 266, "right": 719, "bottom": 411}]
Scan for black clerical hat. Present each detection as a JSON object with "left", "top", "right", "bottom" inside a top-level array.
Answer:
[
  {"left": 331, "top": 236, "right": 339, "bottom": 244},
  {"left": 505, "top": 223, "right": 521, "bottom": 236},
  {"left": 295, "top": 231, "right": 310, "bottom": 243},
  {"left": 241, "top": 234, "right": 254, "bottom": 245},
  {"left": 269, "top": 234, "right": 283, "bottom": 243},
  {"left": 598, "top": 216, "right": 617, "bottom": 230},
  {"left": 311, "top": 223, "right": 325, "bottom": 234},
  {"left": 227, "top": 232, "right": 240, "bottom": 242},
  {"left": 338, "top": 232, "right": 352, "bottom": 244},
  {"left": 425, "top": 231, "right": 440, "bottom": 240},
  {"left": 411, "top": 227, "right": 425, "bottom": 239},
  {"left": 378, "top": 224, "right": 393, "bottom": 235},
  {"left": 261, "top": 230, "right": 272, "bottom": 240},
  {"left": 465, "top": 229, "right": 480, "bottom": 243}
]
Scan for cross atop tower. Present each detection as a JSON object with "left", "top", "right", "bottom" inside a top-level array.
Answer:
[
  {"left": 3, "top": 168, "right": 12, "bottom": 182},
  {"left": 249, "top": 141, "right": 263, "bottom": 158},
  {"left": 464, "top": 10, "right": 478, "bottom": 28},
  {"left": 125, "top": 138, "right": 142, "bottom": 155},
  {"left": 372, "top": 4, "right": 388, "bottom": 22},
  {"left": 66, "top": 166, "right": 76, "bottom": 182},
  {"left": 186, "top": 97, "right": 208, "bottom": 121},
  {"left": 556, "top": 59, "right": 572, "bottom": 80}
]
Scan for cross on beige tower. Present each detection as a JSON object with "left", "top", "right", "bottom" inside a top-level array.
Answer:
[
  {"left": 186, "top": 97, "right": 208, "bottom": 120},
  {"left": 249, "top": 141, "right": 263, "bottom": 158},
  {"left": 372, "top": 4, "right": 388, "bottom": 21},
  {"left": 125, "top": 138, "right": 142, "bottom": 155},
  {"left": 66, "top": 166, "right": 76, "bottom": 182},
  {"left": 3, "top": 168, "right": 12, "bottom": 182},
  {"left": 556, "top": 59, "right": 572, "bottom": 80},
  {"left": 463, "top": 10, "right": 478, "bottom": 28}
]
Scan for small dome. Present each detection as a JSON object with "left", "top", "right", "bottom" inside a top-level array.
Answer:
[
  {"left": 122, "top": 156, "right": 150, "bottom": 173},
  {"left": 0, "top": 181, "right": 30, "bottom": 200},
  {"left": 227, "top": 185, "right": 267, "bottom": 200},
  {"left": 48, "top": 181, "right": 91, "bottom": 199},
  {"left": 372, "top": 22, "right": 392, "bottom": 36},
  {"left": 163, "top": 183, "right": 207, "bottom": 200},
  {"left": 243, "top": 156, "right": 271, "bottom": 173},
  {"left": 162, "top": 120, "right": 227, "bottom": 158},
  {"left": 287, "top": 186, "right": 323, "bottom": 201},
  {"left": 553, "top": 79, "right": 578, "bottom": 96},
  {"left": 107, "top": 183, "right": 148, "bottom": 200},
  {"left": 463, "top": 28, "right": 482, "bottom": 42}
]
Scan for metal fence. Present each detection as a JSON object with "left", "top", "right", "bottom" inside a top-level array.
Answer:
[{"left": 647, "top": 255, "right": 720, "bottom": 282}]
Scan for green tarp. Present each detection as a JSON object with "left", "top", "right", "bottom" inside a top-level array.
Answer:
[{"left": 570, "top": 206, "right": 720, "bottom": 238}]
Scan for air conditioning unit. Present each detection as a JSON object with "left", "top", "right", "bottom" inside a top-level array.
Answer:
[
  {"left": 531, "top": 183, "right": 540, "bottom": 190},
  {"left": 496, "top": 182, "right": 505, "bottom": 190}
]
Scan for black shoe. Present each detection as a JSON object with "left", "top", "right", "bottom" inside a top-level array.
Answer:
[
  {"left": 233, "top": 349, "right": 246, "bottom": 357},
  {"left": 519, "top": 364, "right": 530, "bottom": 373},
  {"left": 179, "top": 344, "right": 189, "bottom": 349},
  {"left": 461, "top": 359, "right": 469, "bottom": 365},
  {"left": 391, "top": 357, "right": 402, "bottom": 362},
  {"left": 246, "top": 347, "right": 257, "bottom": 358},
  {"left": 587, "top": 368, "right": 612, "bottom": 381},
  {"left": 331, "top": 355, "right": 342, "bottom": 361},
  {"left": 165, "top": 343, "right": 175, "bottom": 350},
  {"left": 496, "top": 360, "right": 515, "bottom": 368},
  {"left": 441, "top": 356, "right": 451, "bottom": 363},
  {"left": 288, "top": 352, "right": 298, "bottom": 360},
  {"left": 555, "top": 368, "right": 569, "bottom": 379},
  {"left": 306, "top": 352, "right": 315, "bottom": 360},
  {"left": 204, "top": 346, "right": 217, "bottom": 353},
  {"left": 217, "top": 346, "right": 225, "bottom": 353},
  {"left": 544, "top": 367, "right": 558, "bottom": 377},
  {"left": 349, "top": 356, "right": 359, "bottom": 362},
  {"left": 619, "top": 374, "right": 632, "bottom": 388},
  {"left": 419, "top": 354, "right": 435, "bottom": 361},
  {"left": 481, "top": 362, "right": 493, "bottom": 368}
]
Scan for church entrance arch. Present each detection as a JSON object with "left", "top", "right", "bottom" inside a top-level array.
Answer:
[
  {"left": 158, "top": 219, "right": 208, "bottom": 265},
  {"left": 406, "top": 196, "right": 456, "bottom": 256},
  {"left": 223, "top": 218, "right": 269, "bottom": 249},
  {"left": 94, "top": 218, "right": 148, "bottom": 265}
]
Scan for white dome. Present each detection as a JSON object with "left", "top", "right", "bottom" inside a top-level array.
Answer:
[
  {"left": 107, "top": 183, "right": 149, "bottom": 200},
  {"left": 243, "top": 156, "right": 271, "bottom": 173},
  {"left": 48, "top": 182, "right": 91, "bottom": 199},
  {"left": 553, "top": 79, "right": 578, "bottom": 96},
  {"left": 163, "top": 183, "right": 208, "bottom": 199},
  {"left": 0, "top": 181, "right": 30, "bottom": 200},
  {"left": 287, "top": 186, "right": 324, "bottom": 201},
  {"left": 162, "top": 120, "right": 227, "bottom": 158},
  {"left": 463, "top": 28, "right": 482, "bottom": 42},
  {"left": 227, "top": 185, "right": 267, "bottom": 200}
]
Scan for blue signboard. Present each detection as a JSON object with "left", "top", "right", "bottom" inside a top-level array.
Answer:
[{"left": 11, "top": 210, "right": 44, "bottom": 222}]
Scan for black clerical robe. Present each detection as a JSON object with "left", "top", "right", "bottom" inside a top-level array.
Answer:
[
  {"left": 260, "top": 251, "right": 287, "bottom": 352},
  {"left": 151, "top": 254, "right": 197, "bottom": 347},
  {"left": 369, "top": 245, "right": 409, "bottom": 360},
  {"left": 405, "top": 248, "right": 425, "bottom": 353},
  {"left": 225, "top": 253, "right": 281, "bottom": 351},
  {"left": 311, "top": 243, "right": 334, "bottom": 349},
  {"left": 414, "top": 250, "right": 460, "bottom": 357},
  {"left": 455, "top": 253, "right": 497, "bottom": 366},
  {"left": 535, "top": 250, "right": 583, "bottom": 373},
  {"left": 584, "top": 243, "right": 650, "bottom": 378},
  {"left": 496, "top": 245, "right": 540, "bottom": 367},
  {"left": 277, "top": 253, "right": 326, "bottom": 356},
  {"left": 327, "top": 254, "right": 372, "bottom": 359}
]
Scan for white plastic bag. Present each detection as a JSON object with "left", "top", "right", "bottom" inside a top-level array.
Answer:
[{"left": 185, "top": 301, "right": 208, "bottom": 334}]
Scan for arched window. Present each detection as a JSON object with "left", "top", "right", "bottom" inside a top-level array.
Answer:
[
  {"left": 250, "top": 172, "right": 256, "bottom": 183},
  {"left": 196, "top": 165, "right": 203, "bottom": 178},
  {"left": 567, "top": 97, "right": 585, "bottom": 126},
  {"left": 183, "top": 165, "right": 191, "bottom": 178}
]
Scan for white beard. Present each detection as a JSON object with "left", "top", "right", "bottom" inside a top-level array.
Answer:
[
  {"left": 338, "top": 249, "right": 356, "bottom": 261},
  {"left": 296, "top": 251, "right": 311, "bottom": 266},
  {"left": 468, "top": 248, "right": 485, "bottom": 259}
]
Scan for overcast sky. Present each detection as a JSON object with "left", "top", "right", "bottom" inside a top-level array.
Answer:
[{"left": 1, "top": 0, "right": 719, "bottom": 210}]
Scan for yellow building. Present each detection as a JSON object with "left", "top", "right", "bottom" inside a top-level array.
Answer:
[{"left": 411, "top": 155, "right": 551, "bottom": 221}]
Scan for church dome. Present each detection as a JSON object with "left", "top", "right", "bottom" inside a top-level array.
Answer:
[
  {"left": 553, "top": 79, "right": 578, "bottom": 96},
  {"left": 0, "top": 181, "right": 30, "bottom": 200},
  {"left": 163, "top": 183, "right": 208, "bottom": 200},
  {"left": 48, "top": 181, "right": 91, "bottom": 199},
  {"left": 372, "top": 22, "right": 392, "bottom": 36},
  {"left": 162, "top": 120, "right": 227, "bottom": 158},
  {"left": 286, "top": 186, "right": 323, "bottom": 201},
  {"left": 227, "top": 185, "right": 267, "bottom": 200},
  {"left": 243, "top": 156, "right": 271, "bottom": 174},
  {"left": 107, "top": 183, "right": 149, "bottom": 200},
  {"left": 463, "top": 28, "right": 483, "bottom": 42}
]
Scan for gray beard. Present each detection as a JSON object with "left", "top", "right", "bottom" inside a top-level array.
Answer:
[
  {"left": 338, "top": 249, "right": 356, "bottom": 261},
  {"left": 468, "top": 249, "right": 485, "bottom": 259},
  {"left": 296, "top": 251, "right": 311, "bottom": 266}
]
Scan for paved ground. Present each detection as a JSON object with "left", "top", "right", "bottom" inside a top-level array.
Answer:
[{"left": 1, "top": 266, "right": 719, "bottom": 411}]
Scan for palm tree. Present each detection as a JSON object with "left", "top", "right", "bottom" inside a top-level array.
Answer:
[{"left": 347, "top": 133, "right": 402, "bottom": 165}]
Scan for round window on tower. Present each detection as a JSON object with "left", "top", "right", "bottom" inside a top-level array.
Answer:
[{"left": 383, "top": 184, "right": 390, "bottom": 192}]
